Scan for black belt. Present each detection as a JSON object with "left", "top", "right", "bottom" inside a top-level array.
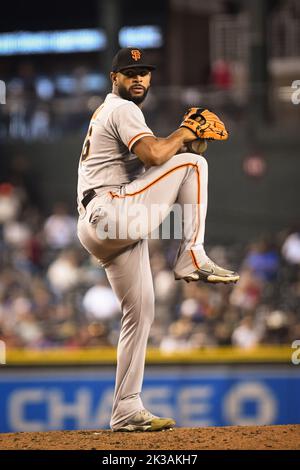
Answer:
[{"left": 81, "top": 189, "right": 97, "bottom": 209}]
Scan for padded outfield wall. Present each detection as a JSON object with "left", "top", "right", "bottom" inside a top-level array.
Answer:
[{"left": 0, "top": 346, "right": 299, "bottom": 432}]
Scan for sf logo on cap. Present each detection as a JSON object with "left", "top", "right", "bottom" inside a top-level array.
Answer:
[{"left": 131, "top": 49, "right": 141, "bottom": 61}]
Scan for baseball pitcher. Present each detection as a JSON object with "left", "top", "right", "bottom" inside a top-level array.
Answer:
[{"left": 77, "top": 47, "right": 239, "bottom": 432}]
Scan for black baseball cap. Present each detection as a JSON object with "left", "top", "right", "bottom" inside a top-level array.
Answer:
[{"left": 112, "top": 47, "right": 156, "bottom": 73}]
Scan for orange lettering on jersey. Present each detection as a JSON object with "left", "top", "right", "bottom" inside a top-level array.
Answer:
[{"left": 131, "top": 49, "right": 141, "bottom": 61}]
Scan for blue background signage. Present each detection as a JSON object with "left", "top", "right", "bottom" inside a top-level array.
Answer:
[{"left": 0, "top": 367, "right": 299, "bottom": 432}]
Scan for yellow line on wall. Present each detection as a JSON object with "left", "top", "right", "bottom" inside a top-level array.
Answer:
[{"left": 4, "top": 346, "right": 292, "bottom": 366}]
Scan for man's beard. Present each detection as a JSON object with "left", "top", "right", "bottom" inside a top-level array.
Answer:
[{"left": 118, "top": 84, "right": 149, "bottom": 105}]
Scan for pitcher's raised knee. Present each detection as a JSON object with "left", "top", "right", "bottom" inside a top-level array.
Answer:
[{"left": 173, "top": 152, "right": 207, "bottom": 168}]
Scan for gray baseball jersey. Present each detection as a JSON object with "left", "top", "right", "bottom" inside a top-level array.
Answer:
[{"left": 77, "top": 93, "right": 154, "bottom": 206}]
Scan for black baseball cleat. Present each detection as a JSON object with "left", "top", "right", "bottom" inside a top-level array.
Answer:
[{"left": 174, "top": 258, "right": 239, "bottom": 284}]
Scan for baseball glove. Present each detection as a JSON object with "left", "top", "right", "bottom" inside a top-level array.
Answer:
[{"left": 180, "top": 107, "right": 228, "bottom": 141}]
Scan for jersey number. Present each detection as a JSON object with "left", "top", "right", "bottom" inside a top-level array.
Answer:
[{"left": 81, "top": 126, "right": 93, "bottom": 161}]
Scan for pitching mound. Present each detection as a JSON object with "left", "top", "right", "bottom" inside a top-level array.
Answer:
[{"left": 0, "top": 425, "right": 299, "bottom": 450}]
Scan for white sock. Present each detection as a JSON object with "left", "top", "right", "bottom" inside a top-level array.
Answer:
[{"left": 189, "top": 243, "right": 208, "bottom": 265}]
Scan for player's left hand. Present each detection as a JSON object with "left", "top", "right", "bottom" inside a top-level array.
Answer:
[{"left": 180, "top": 107, "right": 228, "bottom": 141}]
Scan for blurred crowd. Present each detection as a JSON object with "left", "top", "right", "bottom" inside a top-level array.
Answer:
[
  {"left": 0, "top": 178, "right": 300, "bottom": 352},
  {"left": 1, "top": 57, "right": 298, "bottom": 144},
  {"left": 1, "top": 0, "right": 300, "bottom": 142},
  {"left": 0, "top": 59, "right": 248, "bottom": 142},
  {"left": 0, "top": 62, "right": 106, "bottom": 141}
]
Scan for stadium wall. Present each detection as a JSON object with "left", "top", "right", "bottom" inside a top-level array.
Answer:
[{"left": 0, "top": 347, "right": 299, "bottom": 432}]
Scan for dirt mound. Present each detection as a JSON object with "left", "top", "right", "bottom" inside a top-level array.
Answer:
[{"left": 0, "top": 425, "right": 299, "bottom": 450}]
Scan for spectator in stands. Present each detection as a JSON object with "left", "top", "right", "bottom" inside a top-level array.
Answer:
[
  {"left": 44, "top": 202, "right": 77, "bottom": 250},
  {"left": 0, "top": 183, "right": 22, "bottom": 223},
  {"left": 30, "top": 103, "right": 50, "bottom": 140},
  {"left": 160, "top": 317, "right": 195, "bottom": 353},
  {"left": 47, "top": 249, "right": 81, "bottom": 294},
  {"left": 263, "top": 309, "right": 290, "bottom": 344},
  {"left": 282, "top": 227, "right": 300, "bottom": 265},
  {"left": 230, "top": 268, "right": 262, "bottom": 311},
  {"left": 231, "top": 315, "right": 262, "bottom": 349},
  {"left": 242, "top": 238, "right": 280, "bottom": 282},
  {"left": 82, "top": 275, "right": 120, "bottom": 323},
  {"left": 211, "top": 59, "right": 233, "bottom": 90}
]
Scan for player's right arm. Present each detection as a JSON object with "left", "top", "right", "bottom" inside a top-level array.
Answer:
[
  {"left": 132, "top": 128, "right": 195, "bottom": 167},
  {"left": 110, "top": 101, "right": 196, "bottom": 168}
]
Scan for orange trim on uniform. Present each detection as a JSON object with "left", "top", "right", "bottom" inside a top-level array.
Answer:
[
  {"left": 190, "top": 165, "right": 201, "bottom": 270},
  {"left": 109, "top": 163, "right": 202, "bottom": 270},
  {"left": 128, "top": 132, "right": 153, "bottom": 150}
]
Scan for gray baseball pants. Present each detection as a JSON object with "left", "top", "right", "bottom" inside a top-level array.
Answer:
[{"left": 77, "top": 152, "right": 208, "bottom": 429}]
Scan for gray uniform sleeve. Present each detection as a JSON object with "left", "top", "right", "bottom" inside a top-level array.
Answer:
[{"left": 108, "top": 102, "right": 154, "bottom": 151}]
